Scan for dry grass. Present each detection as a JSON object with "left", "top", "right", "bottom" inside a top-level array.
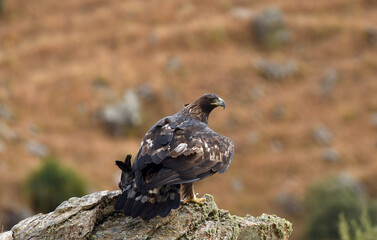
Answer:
[{"left": 0, "top": 0, "right": 376, "bottom": 238}]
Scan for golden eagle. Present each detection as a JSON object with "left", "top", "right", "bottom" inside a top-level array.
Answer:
[{"left": 114, "top": 94, "right": 234, "bottom": 220}]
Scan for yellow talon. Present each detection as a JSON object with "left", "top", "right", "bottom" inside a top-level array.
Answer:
[{"left": 183, "top": 196, "right": 206, "bottom": 206}]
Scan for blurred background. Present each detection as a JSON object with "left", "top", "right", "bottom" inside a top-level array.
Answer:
[{"left": 0, "top": 0, "right": 376, "bottom": 239}]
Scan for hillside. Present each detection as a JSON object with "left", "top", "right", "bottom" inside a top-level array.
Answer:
[{"left": 0, "top": 0, "right": 376, "bottom": 239}]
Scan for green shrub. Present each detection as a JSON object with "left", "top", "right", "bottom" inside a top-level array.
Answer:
[
  {"left": 25, "top": 156, "right": 88, "bottom": 213},
  {"left": 339, "top": 210, "right": 377, "bottom": 240},
  {"left": 304, "top": 174, "right": 365, "bottom": 240},
  {"left": 367, "top": 200, "right": 377, "bottom": 224}
]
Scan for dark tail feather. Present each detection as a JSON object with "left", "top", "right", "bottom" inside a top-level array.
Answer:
[
  {"left": 114, "top": 154, "right": 181, "bottom": 220},
  {"left": 114, "top": 191, "right": 128, "bottom": 210},
  {"left": 115, "top": 155, "right": 135, "bottom": 191},
  {"left": 131, "top": 197, "right": 144, "bottom": 218},
  {"left": 138, "top": 202, "right": 154, "bottom": 220},
  {"left": 114, "top": 182, "right": 181, "bottom": 220},
  {"left": 160, "top": 186, "right": 181, "bottom": 217},
  {"left": 145, "top": 202, "right": 163, "bottom": 220},
  {"left": 115, "top": 154, "right": 132, "bottom": 172}
]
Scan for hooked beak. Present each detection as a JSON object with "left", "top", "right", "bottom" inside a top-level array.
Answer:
[{"left": 211, "top": 97, "right": 226, "bottom": 109}]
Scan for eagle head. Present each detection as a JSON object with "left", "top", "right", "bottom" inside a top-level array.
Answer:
[
  {"left": 186, "top": 94, "right": 226, "bottom": 123},
  {"left": 198, "top": 93, "right": 226, "bottom": 111}
]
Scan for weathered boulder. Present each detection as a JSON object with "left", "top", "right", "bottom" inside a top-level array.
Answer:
[
  {"left": 1, "top": 191, "right": 292, "bottom": 240},
  {"left": 252, "top": 7, "right": 291, "bottom": 49},
  {"left": 254, "top": 58, "right": 298, "bottom": 81},
  {"left": 98, "top": 90, "right": 142, "bottom": 136}
]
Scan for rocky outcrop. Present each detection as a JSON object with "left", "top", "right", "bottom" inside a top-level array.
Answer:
[{"left": 0, "top": 191, "right": 292, "bottom": 240}]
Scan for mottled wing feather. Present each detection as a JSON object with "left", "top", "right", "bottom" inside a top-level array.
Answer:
[{"left": 134, "top": 117, "right": 234, "bottom": 190}]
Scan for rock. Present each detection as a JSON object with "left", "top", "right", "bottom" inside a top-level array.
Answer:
[
  {"left": 270, "top": 139, "right": 283, "bottom": 153},
  {"left": 137, "top": 83, "right": 156, "bottom": 102},
  {"left": 231, "top": 178, "right": 245, "bottom": 193},
  {"left": 98, "top": 90, "right": 142, "bottom": 136},
  {"left": 0, "top": 139, "right": 5, "bottom": 153},
  {"left": 28, "top": 124, "right": 41, "bottom": 135},
  {"left": 0, "top": 104, "right": 13, "bottom": 120},
  {"left": 271, "top": 105, "right": 286, "bottom": 120},
  {"left": 0, "top": 122, "right": 18, "bottom": 142},
  {"left": 91, "top": 77, "right": 115, "bottom": 101},
  {"left": 230, "top": 7, "right": 253, "bottom": 20},
  {"left": 25, "top": 140, "right": 50, "bottom": 157},
  {"left": 76, "top": 103, "right": 88, "bottom": 115},
  {"left": 319, "top": 173, "right": 365, "bottom": 199},
  {"left": 166, "top": 56, "right": 182, "bottom": 72},
  {"left": 320, "top": 69, "right": 338, "bottom": 97},
  {"left": 148, "top": 31, "right": 158, "bottom": 46},
  {"left": 364, "top": 26, "right": 377, "bottom": 46},
  {"left": 275, "top": 191, "right": 304, "bottom": 216},
  {"left": 249, "top": 86, "right": 264, "bottom": 101},
  {"left": 91, "top": 76, "right": 109, "bottom": 89},
  {"left": 2, "top": 191, "right": 293, "bottom": 240},
  {"left": 336, "top": 172, "right": 365, "bottom": 196},
  {"left": 321, "top": 147, "right": 341, "bottom": 163},
  {"left": 253, "top": 7, "right": 291, "bottom": 48},
  {"left": 247, "top": 131, "right": 259, "bottom": 145},
  {"left": 254, "top": 58, "right": 298, "bottom": 81},
  {"left": 0, "top": 231, "right": 12, "bottom": 240},
  {"left": 313, "top": 124, "right": 333, "bottom": 146},
  {"left": 370, "top": 112, "right": 377, "bottom": 126}
]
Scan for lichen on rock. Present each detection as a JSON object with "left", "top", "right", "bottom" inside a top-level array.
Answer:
[{"left": 0, "top": 191, "right": 292, "bottom": 240}]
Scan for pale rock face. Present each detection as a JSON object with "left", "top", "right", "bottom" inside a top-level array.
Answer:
[
  {"left": 98, "top": 89, "right": 142, "bottom": 136},
  {"left": 1, "top": 191, "right": 293, "bottom": 240}
]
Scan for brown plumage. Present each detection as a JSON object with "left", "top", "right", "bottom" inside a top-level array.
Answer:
[{"left": 114, "top": 94, "right": 234, "bottom": 220}]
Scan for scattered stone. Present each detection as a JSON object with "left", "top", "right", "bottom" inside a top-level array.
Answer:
[
  {"left": 58, "top": 81, "right": 69, "bottom": 92},
  {"left": 230, "top": 7, "right": 253, "bottom": 20},
  {"left": 76, "top": 103, "right": 88, "bottom": 115},
  {"left": 364, "top": 26, "right": 377, "bottom": 46},
  {"left": 247, "top": 131, "right": 259, "bottom": 145},
  {"left": 253, "top": 7, "right": 291, "bottom": 48},
  {"left": 254, "top": 58, "right": 298, "bottom": 81},
  {"left": 28, "top": 124, "right": 41, "bottom": 135},
  {"left": 91, "top": 76, "right": 109, "bottom": 89},
  {"left": 270, "top": 139, "right": 283, "bottom": 153},
  {"left": 320, "top": 69, "right": 338, "bottom": 97},
  {"left": 163, "top": 88, "right": 177, "bottom": 101},
  {"left": 370, "top": 112, "right": 377, "bottom": 126},
  {"left": 0, "top": 122, "right": 18, "bottom": 142},
  {"left": 177, "top": 3, "right": 195, "bottom": 19},
  {"left": 313, "top": 124, "right": 333, "bottom": 145},
  {"left": 91, "top": 77, "right": 115, "bottom": 101},
  {"left": 251, "top": 110, "right": 263, "bottom": 122},
  {"left": 275, "top": 191, "right": 304, "bottom": 216},
  {"left": 0, "top": 104, "right": 13, "bottom": 120},
  {"left": 272, "top": 105, "right": 286, "bottom": 120},
  {"left": 335, "top": 172, "right": 365, "bottom": 197},
  {"left": 321, "top": 147, "right": 341, "bottom": 163},
  {"left": 148, "top": 31, "right": 158, "bottom": 46},
  {"left": 0, "top": 139, "right": 5, "bottom": 153},
  {"left": 2, "top": 191, "right": 292, "bottom": 240},
  {"left": 249, "top": 86, "right": 264, "bottom": 101},
  {"left": 137, "top": 83, "right": 156, "bottom": 102},
  {"left": 231, "top": 178, "right": 244, "bottom": 193},
  {"left": 98, "top": 90, "right": 142, "bottom": 136},
  {"left": 165, "top": 56, "right": 182, "bottom": 72},
  {"left": 25, "top": 141, "right": 50, "bottom": 157}
]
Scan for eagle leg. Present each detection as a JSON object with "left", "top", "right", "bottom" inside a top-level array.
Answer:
[{"left": 181, "top": 183, "right": 206, "bottom": 206}]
